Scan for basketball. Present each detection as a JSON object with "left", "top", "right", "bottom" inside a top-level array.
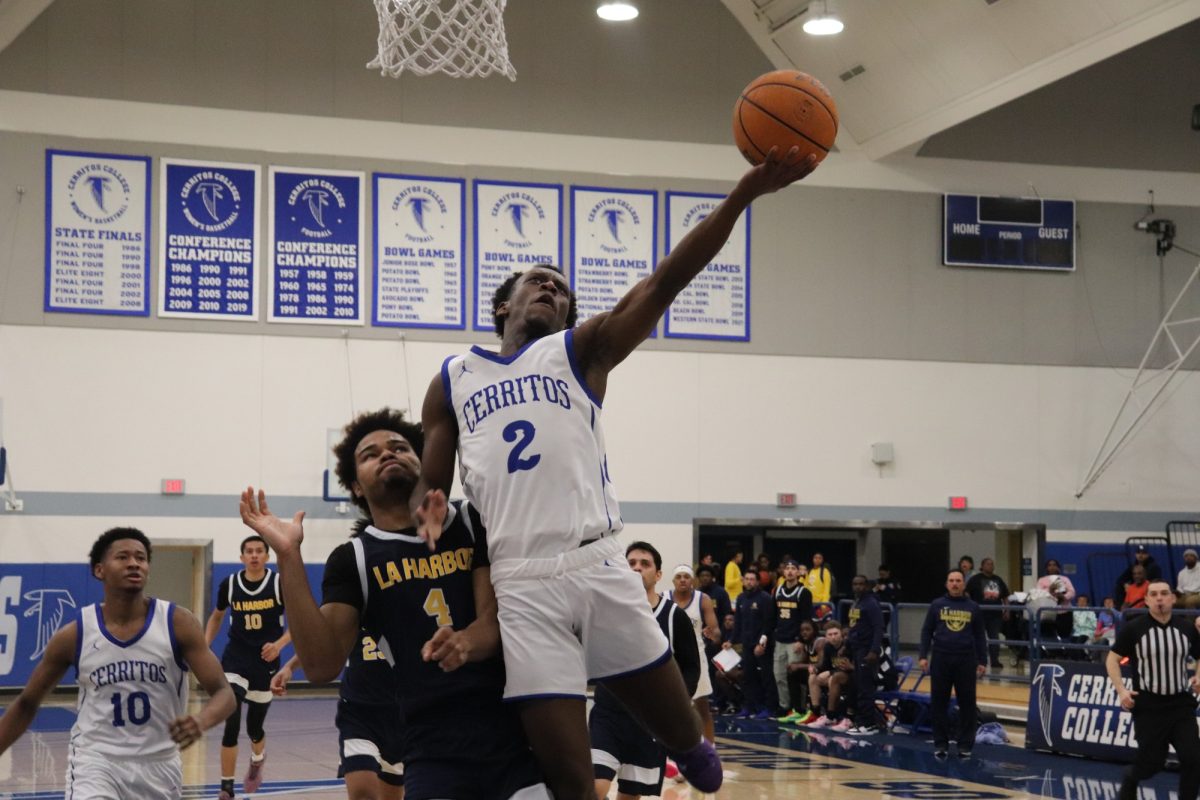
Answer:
[{"left": 733, "top": 69, "right": 839, "bottom": 167}]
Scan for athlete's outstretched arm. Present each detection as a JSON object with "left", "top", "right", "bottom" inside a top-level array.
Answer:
[
  {"left": 0, "top": 622, "right": 74, "bottom": 755},
  {"left": 412, "top": 372, "right": 458, "bottom": 548},
  {"left": 169, "top": 607, "right": 235, "bottom": 749},
  {"left": 574, "top": 148, "right": 816, "bottom": 385},
  {"left": 239, "top": 487, "right": 359, "bottom": 682},
  {"left": 422, "top": 566, "right": 501, "bottom": 671}
]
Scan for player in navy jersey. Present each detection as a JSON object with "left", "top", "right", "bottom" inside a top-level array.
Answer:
[
  {"left": 0, "top": 527, "right": 234, "bottom": 798},
  {"left": 205, "top": 534, "right": 291, "bottom": 799},
  {"left": 411, "top": 149, "right": 817, "bottom": 800},
  {"left": 238, "top": 407, "right": 547, "bottom": 800},
  {"left": 275, "top": 624, "right": 404, "bottom": 799},
  {"left": 590, "top": 542, "right": 699, "bottom": 800}
]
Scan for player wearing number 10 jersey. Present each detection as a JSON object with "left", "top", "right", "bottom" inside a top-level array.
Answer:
[{"left": 0, "top": 527, "right": 234, "bottom": 798}]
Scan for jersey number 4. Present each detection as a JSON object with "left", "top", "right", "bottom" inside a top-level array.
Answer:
[
  {"left": 503, "top": 420, "right": 540, "bottom": 473},
  {"left": 423, "top": 588, "right": 454, "bottom": 627},
  {"left": 111, "top": 691, "right": 151, "bottom": 727}
]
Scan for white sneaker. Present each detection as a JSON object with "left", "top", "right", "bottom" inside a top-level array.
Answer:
[
  {"left": 809, "top": 714, "right": 833, "bottom": 727},
  {"left": 830, "top": 717, "right": 853, "bottom": 732}
]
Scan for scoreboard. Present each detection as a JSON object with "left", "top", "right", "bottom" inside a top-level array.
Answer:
[{"left": 944, "top": 194, "right": 1075, "bottom": 272}]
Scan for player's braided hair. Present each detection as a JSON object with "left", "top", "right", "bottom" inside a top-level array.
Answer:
[
  {"left": 333, "top": 407, "right": 424, "bottom": 515},
  {"left": 491, "top": 266, "right": 578, "bottom": 337}
]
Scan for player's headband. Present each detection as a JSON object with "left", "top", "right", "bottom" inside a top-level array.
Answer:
[{"left": 673, "top": 565, "right": 694, "bottom": 578}]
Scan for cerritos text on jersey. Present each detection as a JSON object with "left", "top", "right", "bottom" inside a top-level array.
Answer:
[
  {"left": 461, "top": 375, "right": 573, "bottom": 433},
  {"left": 88, "top": 658, "right": 171, "bottom": 689},
  {"left": 372, "top": 547, "right": 474, "bottom": 589}
]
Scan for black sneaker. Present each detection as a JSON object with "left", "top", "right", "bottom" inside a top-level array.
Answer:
[
  {"left": 934, "top": 748, "right": 948, "bottom": 759},
  {"left": 958, "top": 749, "right": 972, "bottom": 759}
]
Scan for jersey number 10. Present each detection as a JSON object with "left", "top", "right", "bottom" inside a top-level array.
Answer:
[{"left": 111, "top": 690, "right": 151, "bottom": 727}]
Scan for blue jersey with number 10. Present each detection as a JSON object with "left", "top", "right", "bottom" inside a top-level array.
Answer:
[{"left": 442, "top": 328, "right": 621, "bottom": 563}]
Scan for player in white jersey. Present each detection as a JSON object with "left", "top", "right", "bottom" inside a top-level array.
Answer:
[
  {"left": 0, "top": 527, "right": 235, "bottom": 798},
  {"left": 412, "top": 148, "right": 817, "bottom": 799},
  {"left": 669, "top": 565, "right": 720, "bottom": 743}
]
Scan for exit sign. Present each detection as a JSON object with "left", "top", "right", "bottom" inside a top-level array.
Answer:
[
  {"left": 948, "top": 496, "right": 968, "bottom": 511},
  {"left": 161, "top": 479, "right": 186, "bottom": 495},
  {"left": 777, "top": 492, "right": 797, "bottom": 508}
]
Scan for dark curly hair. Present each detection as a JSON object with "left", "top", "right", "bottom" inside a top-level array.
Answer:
[
  {"left": 333, "top": 407, "right": 424, "bottom": 514},
  {"left": 491, "top": 265, "right": 578, "bottom": 338},
  {"left": 89, "top": 527, "right": 152, "bottom": 575}
]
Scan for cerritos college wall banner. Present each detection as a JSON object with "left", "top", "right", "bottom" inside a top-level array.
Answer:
[
  {"left": 159, "top": 159, "right": 261, "bottom": 320},
  {"left": 664, "top": 191, "right": 750, "bottom": 342},
  {"left": 44, "top": 149, "right": 151, "bottom": 316},
  {"left": 570, "top": 187, "right": 657, "bottom": 325},
  {"left": 268, "top": 167, "right": 364, "bottom": 325},
  {"left": 473, "top": 180, "right": 562, "bottom": 331},
  {"left": 372, "top": 174, "right": 466, "bottom": 329}
]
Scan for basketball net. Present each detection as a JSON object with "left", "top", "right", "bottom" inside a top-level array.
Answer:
[{"left": 368, "top": 0, "right": 517, "bottom": 80}]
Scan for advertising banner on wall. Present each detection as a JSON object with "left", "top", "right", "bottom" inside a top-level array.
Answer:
[
  {"left": 268, "top": 167, "right": 365, "bottom": 325},
  {"left": 159, "top": 159, "right": 261, "bottom": 320},
  {"left": 570, "top": 186, "right": 657, "bottom": 326},
  {"left": 45, "top": 150, "right": 151, "bottom": 316},
  {"left": 473, "top": 180, "right": 562, "bottom": 331},
  {"left": 663, "top": 191, "right": 750, "bottom": 342},
  {"left": 372, "top": 173, "right": 466, "bottom": 329}
]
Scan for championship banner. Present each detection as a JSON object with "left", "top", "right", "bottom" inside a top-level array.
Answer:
[
  {"left": 372, "top": 174, "right": 466, "bottom": 329},
  {"left": 159, "top": 159, "right": 261, "bottom": 320},
  {"left": 473, "top": 180, "right": 562, "bottom": 331},
  {"left": 1024, "top": 660, "right": 1197, "bottom": 762},
  {"left": 570, "top": 186, "right": 657, "bottom": 325},
  {"left": 663, "top": 191, "right": 750, "bottom": 342},
  {"left": 268, "top": 167, "right": 364, "bottom": 325},
  {"left": 45, "top": 150, "right": 151, "bottom": 316}
]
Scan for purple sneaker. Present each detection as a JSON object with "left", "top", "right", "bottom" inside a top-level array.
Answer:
[
  {"left": 674, "top": 738, "right": 723, "bottom": 793},
  {"left": 244, "top": 756, "right": 265, "bottom": 793}
]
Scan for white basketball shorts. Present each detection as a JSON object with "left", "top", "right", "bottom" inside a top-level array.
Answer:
[
  {"left": 694, "top": 657, "right": 714, "bottom": 699},
  {"left": 66, "top": 745, "right": 182, "bottom": 799},
  {"left": 490, "top": 536, "right": 671, "bottom": 700}
]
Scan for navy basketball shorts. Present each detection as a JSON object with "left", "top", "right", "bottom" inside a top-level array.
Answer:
[
  {"left": 221, "top": 643, "right": 278, "bottom": 704},
  {"left": 589, "top": 699, "right": 666, "bottom": 797},
  {"left": 336, "top": 698, "right": 404, "bottom": 786}
]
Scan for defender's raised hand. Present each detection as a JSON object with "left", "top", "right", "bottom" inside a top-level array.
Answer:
[{"left": 239, "top": 487, "right": 305, "bottom": 556}]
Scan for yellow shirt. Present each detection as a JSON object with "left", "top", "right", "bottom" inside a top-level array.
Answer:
[
  {"left": 806, "top": 566, "right": 832, "bottom": 603},
  {"left": 725, "top": 561, "right": 743, "bottom": 601}
]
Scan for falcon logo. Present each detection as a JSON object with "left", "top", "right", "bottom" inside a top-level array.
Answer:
[
  {"left": 1032, "top": 663, "right": 1066, "bottom": 747},
  {"left": 23, "top": 589, "right": 77, "bottom": 661}
]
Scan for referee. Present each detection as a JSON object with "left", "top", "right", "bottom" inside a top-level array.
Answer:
[{"left": 1106, "top": 579, "right": 1200, "bottom": 800}]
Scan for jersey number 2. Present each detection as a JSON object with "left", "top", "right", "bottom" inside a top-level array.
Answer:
[
  {"left": 111, "top": 691, "right": 151, "bottom": 727},
  {"left": 503, "top": 420, "right": 541, "bottom": 473}
]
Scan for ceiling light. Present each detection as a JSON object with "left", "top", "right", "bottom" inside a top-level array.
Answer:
[
  {"left": 803, "top": 1, "right": 844, "bottom": 35},
  {"left": 597, "top": 2, "right": 638, "bottom": 22}
]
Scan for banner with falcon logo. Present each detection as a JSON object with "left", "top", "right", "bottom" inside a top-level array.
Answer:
[
  {"left": 570, "top": 186, "right": 657, "bottom": 329},
  {"left": 664, "top": 191, "right": 751, "bottom": 342},
  {"left": 372, "top": 173, "right": 466, "bottom": 330},
  {"left": 268, "top": 166, "right": 364, "bottom": 325},
  {"left": 159, "top": 159, "right": 261, "bottom": 320},
  {"left": 44, "top": 149, "right": 151, "bottom": 317},
  {"left": 472, "top": 179, "right": 562, "bottom": 331}
]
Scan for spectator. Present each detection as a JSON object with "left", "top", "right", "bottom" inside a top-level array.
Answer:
[
  {"left": 1177, "top": 549, "right": 1200, "bottom": 609},
  {"left": 807, "top": 621, "right": 853, "bottom": 728},
  {"left": 1094, "top": 598, "right": 1118, "bottom": 648},
  {"left": 1122, "top": 565, "right": 1150, "bottom": 611},
  {"left": 1036, "top": 559, "right": 1076, "bottom": 639},
  {"left": 958, "top": 555, "right": 975, "bottom": 582},
  {"left": 965, "top": 557, "right": 1010, "bottom": 671},
  {"left": 873, "top": 564, "right": 901, "bottom": 606},
  {"left": 699, "top": 553, "right": 715, "bottom": 569},
  {"left": 723, "top": 572, "right": 777, "bottom": 719},
  {"left": 755, "top": 554, "right": 774, "bottom": 590},
  {"left": 1072, "top": 595, "right": 1098, "bottom": 659},
  {"left": 1113, "top": 546, "right": 1162, "bottom": 604},
  {"left": 724, "top": 551, "right": 745, "bottom": 602},
  {"left": 807, "top": 553, "right": 833, "bottom": 605},
  {"left": 844, "top": 575, "right": 886, "bottom": 735}
]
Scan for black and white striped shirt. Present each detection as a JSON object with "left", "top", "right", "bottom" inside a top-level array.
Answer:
[{"left": 1112, "top": 614, "right": 1200, "bottom": 696}]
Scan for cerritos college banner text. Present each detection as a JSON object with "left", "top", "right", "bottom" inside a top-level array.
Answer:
[
  {"left": 45, "top": 150, "right": 151, "bottom": 316},
  {"left": 570, "top": 187, "right": 657, "bottom": 326},
  {"left": 268, "top": 167, "right": 365, "bottom": 325},
  {"left": 473, "top": 180, "right": 562, "bottom": 331},
  {"left": 664, "top": 191, "right": 750, "bottom": 342},
  {"left": 373, "top": 174, "right": 466, "bottom": 329},
  {"left": 159, "top": 159, "right": 261, "bottom": 320}
]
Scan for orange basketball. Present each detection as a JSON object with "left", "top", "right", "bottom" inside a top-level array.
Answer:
[{"left": 733, "top": 70, "right": 839, "bottom": 167}]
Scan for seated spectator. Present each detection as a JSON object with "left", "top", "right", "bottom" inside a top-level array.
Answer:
[
  {"left": 1177, "top": 549, "right": 1200, "bottom": 608},
  {"left": 1112, "top": 545, "right": 1162, "bottom": 604},
  {"left": 1071, "top": 595, "right": 1097, "bottom": 660},
  {"left": 807, "top": 621, "right": 853, "bottom": 730},
  {"left": 1121, "top": 564, "right": 1150, "bottom": 610},
  {"left": 1036, "top": 558, "right": 1076, "bottom": 638},
  {"left": 1092, "top": 597, "right": 1117, "bottom": 656}
]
